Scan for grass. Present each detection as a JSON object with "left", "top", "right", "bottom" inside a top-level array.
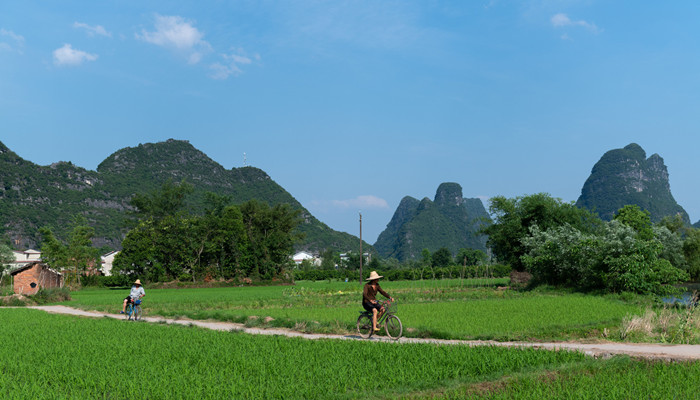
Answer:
[
  {"left": 59, "top": 279, "right": 647, "bottom": 342},
  {"left": 435, "top": 357, "right": 700, "bottom": 399},
  {"left": 0, "top": 308, "right": 587, "bottom": 399},
  {"left": 2, "top": 308, "right": 698, "bottom": 399}
]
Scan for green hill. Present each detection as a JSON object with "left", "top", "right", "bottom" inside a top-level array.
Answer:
[
  {"left": 374, "top": 182, "right": 490, "bottom": 261},
  {"left": 576, "top": 143, "right": 689, "bottom": 223},
  {"left": 0, "top": 139, "right": 370, "bottom": 253}
]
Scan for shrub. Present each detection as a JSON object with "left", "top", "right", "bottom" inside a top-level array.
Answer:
[{"left": 32, "top": 287, "right": 71, "bottom": 304}]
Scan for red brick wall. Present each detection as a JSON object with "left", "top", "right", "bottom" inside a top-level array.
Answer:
[{"left": 13, "top": 264, "right": 62, "bottom": 295}]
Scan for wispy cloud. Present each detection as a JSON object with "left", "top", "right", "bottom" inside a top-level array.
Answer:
[
  {"left": 278, "top": 1, "right": 432, "bottom": 52},
  {"left": 73, "top": 22, "right": 111, "bottom": 37},
  {"left": 136, "top": 14, "right": 212, "bottom": 64},
  {"left": 53, "top": 44, "right": 98, "bottom": 66},
  {"left": 209, "top": 50, "right": 260, "bottom": 80},
  {"left": 331, "top": 195, "right": 389, "bottom": 210},
  {"left": 0, "top": 28, "right": 25, "bottom": 53},
  {"left": 551, "top": 13, "right": 601, "bottom": 34}
]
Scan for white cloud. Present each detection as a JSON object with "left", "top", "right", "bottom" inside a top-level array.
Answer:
[
  {"left": 331, "top": 195, "right": 390, "bottom": 210},
  {"left": 136, "top": 14, "right": 211, "bottom": 64},
  {"left": 208, "top": 50, "right": 259, "bottom": 80},
  {"left": 0, "top": 28, "right": 25, "bottom": 53},
  {"left": 53, "top": 44, "right": 98, "bottom": 66},
  {"left": 551, "top": 13, "right": 601, "bottom": 34},
  {"left": 73, "top": 22, "right": 111, "bottom": 37}
]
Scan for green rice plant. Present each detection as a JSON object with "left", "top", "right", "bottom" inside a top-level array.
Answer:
[
  {"left": 62, "top": 281, "right": 645, "bottom": 341},
  {"left": 435, "top": 357, "right": 700, "bottom": 399},
  {"left": 0, "top": 308, "right": 586, "bottom": 399}
]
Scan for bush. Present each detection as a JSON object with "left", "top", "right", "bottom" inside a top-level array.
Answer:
[{"left": 32, "top": 287, "right": 71, "bottom": 304}]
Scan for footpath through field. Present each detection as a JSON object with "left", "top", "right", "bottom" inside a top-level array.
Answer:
[{"left": 30, "top": 305, "right": 700, "bottom": 361}]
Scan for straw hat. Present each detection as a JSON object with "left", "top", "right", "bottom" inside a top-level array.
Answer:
[
  {"left": 134, "top": 279, "right": 142, "bottom": 285},
  {"left": 366, "top": 271, "right": 383, "bottom": 281}
]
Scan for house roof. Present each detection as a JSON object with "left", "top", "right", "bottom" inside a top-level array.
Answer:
[{"left": 10, "top": 262, "right": 62, "bottom": 276}]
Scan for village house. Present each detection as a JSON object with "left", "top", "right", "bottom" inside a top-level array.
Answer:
[
  {"left": 11, "top": 262, "right": 63, "bottom": 295},
  {"left": 292, "top": 251, "right": 321, "bottom": 267},
  {"left": 9, "top": 249, "right": 42, "bottom": 271},
  {"left": 100, "top": 251, "right": 119, "bottom": 276}
]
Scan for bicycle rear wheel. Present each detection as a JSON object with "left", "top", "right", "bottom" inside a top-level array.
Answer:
[
  {"left": 356, "top": 314, "right": 373, "bottom": 339},
  {"left": 133, "top": 306, "right": 141, "bottom": 321},
  {"left": 385, "top": 315, "right": 403, "bottom": 340},
  {"left": 125, "top": 304, "right": 133, "bottom": 321}
]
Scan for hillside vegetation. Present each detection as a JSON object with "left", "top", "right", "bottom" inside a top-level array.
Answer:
[{"left": 0, "top": 139, "right": 369, "bottom": 253}]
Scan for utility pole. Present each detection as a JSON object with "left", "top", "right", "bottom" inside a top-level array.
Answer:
[{"left": 359, "top": 212, "right": 363, "bottom": 283}]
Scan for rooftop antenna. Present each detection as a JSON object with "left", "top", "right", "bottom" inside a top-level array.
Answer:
[{"left": 243, "top": 152, "right": 247, "bottom": 167}]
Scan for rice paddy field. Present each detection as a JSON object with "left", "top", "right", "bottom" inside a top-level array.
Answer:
[
  {"left": 62, "top": 279, "right": 644, "bottom": 341},
  {"left": 2, "top": 308, "right": 699, "bottom": 399}
]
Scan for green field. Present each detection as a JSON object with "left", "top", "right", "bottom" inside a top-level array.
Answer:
[
  {"left": 63, "top": 279, "right": 644, "bottom": 341},
  {"left": 2, "top": 308, "right": 698, "bottom": 399},
  {"left": 0, "top": 308, "right": 584, "bottom": 399}
]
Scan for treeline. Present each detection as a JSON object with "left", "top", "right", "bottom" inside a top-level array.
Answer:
[
  {"left": 112, "top": 181, "right": 302, "bottom": 282},
  {"left": 484, "top": 193, "right": 700, "bottom": 295}
]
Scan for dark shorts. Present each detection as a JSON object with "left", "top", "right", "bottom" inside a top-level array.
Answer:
[
  {"left": 125, "top": 295, "right": 133, "bottom": 303},
  {"left": 363, "top": 301, "right": 382, "bottom": 312}
]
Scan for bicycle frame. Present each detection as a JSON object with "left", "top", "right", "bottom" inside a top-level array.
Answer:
[
  {"left": 125, "top": 299, "right": 142, "bottom": 321},
  {"left": 357, "top": 300, "right": 402, "bottom": 340}
]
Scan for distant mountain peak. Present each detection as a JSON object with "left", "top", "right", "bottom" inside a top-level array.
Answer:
[
  {"left": 374, "top": 182, "right": 489, "bottom": 261},
  {"left": 577, "top": 143, "right": 688, "bottom": 223},
  {"left": 435, "top": 182, "right": 463, "bottom": 207}
]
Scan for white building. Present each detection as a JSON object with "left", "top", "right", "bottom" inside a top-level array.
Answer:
[
  {"left": 6, "top": 249, "right": 42, "bottom": 273},
  {"left": 100, "top": 251, "right": 119, "bottom": 276},
  {"left": 292, "top": 251, "right": 321, "bottom": 267}
]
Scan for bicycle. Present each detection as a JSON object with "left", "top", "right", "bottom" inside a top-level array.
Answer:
[
  {"left": 125, "top": 298, "right": 143, "bottom": 321},
  {"left": 357, "top": 300, "right": 402, "bottom": 340}
]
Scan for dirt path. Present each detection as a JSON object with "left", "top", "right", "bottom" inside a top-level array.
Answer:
[{"left": 27, "top": 305, "right": 700, "bottom": 361}]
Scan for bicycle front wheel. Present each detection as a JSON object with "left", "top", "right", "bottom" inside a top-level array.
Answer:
[
  {"left": 356, "top": 314, "right": 373, "bottom": 339},
  {"left": 385, "top": 315, "right": 403, "bottom": 340}
]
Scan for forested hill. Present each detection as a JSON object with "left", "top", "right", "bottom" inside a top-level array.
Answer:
[
  {"left": 0, "top": 139, "right": 369, "bottom": 253},
  {"left": 576, "top": 143, "right": 689, "bottom": 223},
  {"left": 374, "top": 182, "right": 490, "bottom": 261}
]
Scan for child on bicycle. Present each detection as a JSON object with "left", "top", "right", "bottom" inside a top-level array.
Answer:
[
  {"left": 120, "top": 279, "right": 145, "bottom": 314},
  {"left": 362, "top": 271, "right": 393, "bottom": 332}
]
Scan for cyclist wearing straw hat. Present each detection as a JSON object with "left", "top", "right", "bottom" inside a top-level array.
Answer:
[
  {"left": 362, "top": 271, "right": 393, "bottom": 332},
  {"left": 120, "top": 279, "right": 145, "bottom": 314}
]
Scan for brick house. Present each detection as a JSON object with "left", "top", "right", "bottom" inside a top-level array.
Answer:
[{"left": 11, "top": 262, "right": 63, "bottom": 295}]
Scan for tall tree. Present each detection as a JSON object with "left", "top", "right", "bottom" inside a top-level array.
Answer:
[
  {"left": 483, "top": 193, "right": 601, "bottom": 271},
  {"left": 431, "top": 247, "right": 452, "bottom": 268},
  {"left": 613, "top": 205, "right": 654, "bottom": 240},
  {"left": 131, "top": 179, "right": 194, "bottom": 220}
]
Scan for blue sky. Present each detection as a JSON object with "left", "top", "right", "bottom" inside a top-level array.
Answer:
[{"left": 2, "top": 1, "right": 699, "bottom": 244}]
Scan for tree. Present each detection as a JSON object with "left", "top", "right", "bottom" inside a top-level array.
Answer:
[
  {"left": 239, "top": 200, "right": 302, "bottom": 279},
  {"left": 455, "top": 248, "right": 486, "bottom": 266},
  {"left": 320, "top": 249, "right": 339, "bottom": 270},
  {"left": 683, "top": 228, "right": 700, "bottom": 281},
  {"left": 431, "top": 247, "right": 452, "bottom": 268},
  {"left": 0, "top": 243, "right": 14, "bottom": 287},
  {"left": 614, "top": 205, "right": 654, "bottom": 240},
  {"left": 521, "top": 220, "right": 688, "bottom": 294},
  {"left": 66, "top": 216, "right": 100, "bottom": 281},
  {"left": 483, "top": 193, "right": 601, "bottom": 271},
  {"left": 130, "top": 179, "right": 194, "bottom": 220},
  {"left": 421, "top": 249, "right": 431, "bottom": 267},
  {"left": 39, "top": 227, "right": 68, "bottom": 271},
  {"left": 40, "top": 217, "right": 100, "bottom": 286}
]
